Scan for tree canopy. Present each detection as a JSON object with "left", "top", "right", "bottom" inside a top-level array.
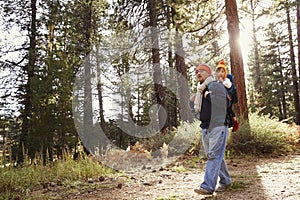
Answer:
[{"left": 0, "top": 0, "right": 299, "bottom": 165}]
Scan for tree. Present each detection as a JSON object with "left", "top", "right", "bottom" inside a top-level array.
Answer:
[
  {"left": 251, "top": 1, "right": 262, "bottom": 95},
  {"left": 19, "top": 0, "right": 37, "bottom": 164},
  {"left": 112, "top": 0, "right": 225, "bottom": 127},
  {"left": 225, "top": 0, "right": 249, "bottom": 120},
  {"left": 297, "top": 0, "right": 300, "bottom": 78},
  {"left": 284, "top": 1, "right": 300, "bottom": 124},
  {"left": 1, "top": 0, "right": 109, "bottom": 164},
  {"left": 148, "top": 0, "right": 169, "bottom": 130},
  {"left": 241, "top": 0, "right": 270, "bottom": 113},
  {"left": 259, "top": 25, "right": 289, "bottom": 119}
]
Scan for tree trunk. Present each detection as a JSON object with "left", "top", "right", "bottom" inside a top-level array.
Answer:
[
  {"left": 83, "top": 0, "right": 93, "bottom": 153},
  {"left": 95, "top": 46, "right": 105, "bottom": 128},
  {"left": 285, "top": 2, "right": 300, "bottom": 124},
  {"left": 60, "top": 43, "right": 68, "bottom": 159},
  {"left": 19, "top": 0, "right": 37, "bottom": 164},
  {"left": 277, "top": 45, "right": 287, "bottom": 120},
  {"left": 174, "top": 32, "right": 193, "bottom": 122},
  {"left": 148, "top": 0, "right": 169, "bottom": 130},
  {"left": 250, "top": 0, "right": 262, "bottom": 96},
  {"left": 171, "top": 5, "right": 193, "bottom": 123},
  {"left": 297, "top": 0, "right": 300, "bottom": 78},
  {"left": 225, "top": 0, "right": 249, "bottom": 120},
  {"left": 44, "top": 10, "right": 55, "bottom": 165},
  {"left": 166, "top": 4, "right": 178, "bottom": 127}
]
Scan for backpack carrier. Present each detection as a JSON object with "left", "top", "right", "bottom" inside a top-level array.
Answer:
[{"left": 225, "top": 74, "right": 238, "bottom": 128}]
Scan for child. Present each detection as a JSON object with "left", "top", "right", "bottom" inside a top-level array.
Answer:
[{"left": 216, "top": 60, "right": 240, "bottom": 132}]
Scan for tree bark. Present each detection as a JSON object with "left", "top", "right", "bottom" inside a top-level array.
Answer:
[
  {"left": 225, "top": 0, "right": 249, "bottom": 120},
  {"left": 19, "top": 0, "right": 37, "bottom": 164},
  {"left": 148, "top": 0, "right": 169, "bottom": 130},
  {"left": 83, "top": 0, "right": 93, "bottom": 154},
  {"left": 174, "top": 32, "right": 193, "bottom": 122},
  {"left": 297, "top": 0, "right": 300, "bottom": 78},
  {"left": 286, "top": 2, "right": 300, "bottom": 124},
  {"left": 250, "top": 0, "right": 262, "bottom": 96},
  {"left": 277, "top": 45, "right": 287, "bottom": 120},
  {"left": 166, "top": 4, "right": 178, "bottom": 127},
  {"left": 171, "top": 5, "right": 193, "bottom": 123},
  {"left": 96, "top": 47, "right": 105, "bottom": 128}
]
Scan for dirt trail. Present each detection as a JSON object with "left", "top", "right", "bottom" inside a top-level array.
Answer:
[{"left": 64, "top": 154, "right": 300, "bottom": 200}]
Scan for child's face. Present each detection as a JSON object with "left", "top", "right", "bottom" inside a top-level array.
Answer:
[{"left": 216, "top": 68, "right": 226, "bottom": 80}]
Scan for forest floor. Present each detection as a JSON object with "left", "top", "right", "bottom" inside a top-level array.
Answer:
[{"left": 34, "top": 153, "right": 300, "bottom": 200}]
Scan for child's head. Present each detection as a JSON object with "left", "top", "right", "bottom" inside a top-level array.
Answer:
[{"left": 216, "top": 60, "right": 227, "bottom": 79}]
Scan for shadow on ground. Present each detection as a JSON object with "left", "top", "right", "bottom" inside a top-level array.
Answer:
[{"left": 60, "top": 153, "right": 300, "bottom": 200}]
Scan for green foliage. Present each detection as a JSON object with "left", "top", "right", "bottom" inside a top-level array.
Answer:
[
  {"left": 0, "top": 155, "right": 116, "bottom": 200},
  {"left": 1, "top": 0, "right": 299, "bottom": 176},
  {"left": 229, "top": 180, "right": 250, "bottom": 191},
  {"left": 156, "top": 196, "right": 179, "bottom": 200},
  {"left": 246, "top": 3, "right": 297, "bottom": 122},
  {"left": 142, "top": 113, "right": 298, "bottom": 157},
  {"left": 171, "top": 165, "right": 186, "bottom": 173},
  {"left": 227, "top": 113, "right": 298, "bottom": 156}
]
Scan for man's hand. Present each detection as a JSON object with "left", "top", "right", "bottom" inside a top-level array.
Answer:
[
  {"left": 190, "top": 94, "right": 196, "bottom": 102},
  {"left": 204, "top": 91, "right": 211, "bottom": 98}
]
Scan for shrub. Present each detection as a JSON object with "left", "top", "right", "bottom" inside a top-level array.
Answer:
[
  {"left": 227, "top": 113, "right": 298, "bottom": 156},
  {"left": 0, "top": 155, "right": 116, "bottom": 199}
]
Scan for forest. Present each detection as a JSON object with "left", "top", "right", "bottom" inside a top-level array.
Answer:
[{"left": 0, "top": 0, "right": 300, "bottom": 170}]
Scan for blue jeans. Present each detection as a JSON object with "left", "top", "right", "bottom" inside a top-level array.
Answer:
[{"left": 200, "top": 126, "right": 231, "bottom": 192}]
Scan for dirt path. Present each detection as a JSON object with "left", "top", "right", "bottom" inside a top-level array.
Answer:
[{"left": 63, "top": 154, "right": 300, "bottom": 200}]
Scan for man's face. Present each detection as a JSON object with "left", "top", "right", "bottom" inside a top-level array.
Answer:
[{"left": 195, "top": 66, "right": 210, "bottom": 83}]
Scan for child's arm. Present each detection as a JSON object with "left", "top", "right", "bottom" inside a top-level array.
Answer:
[{"left": 223, "top": 77, "right": 232, "bottom": 89}]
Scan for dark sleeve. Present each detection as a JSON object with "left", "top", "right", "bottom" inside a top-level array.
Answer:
[
  {"left": 199, "top": 88, "right": 211, "bottom": 128},
  {"left": 228, "top": 106, "right": 235, "bottom": 117}
]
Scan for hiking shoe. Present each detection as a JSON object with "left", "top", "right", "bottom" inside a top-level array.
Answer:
[
  {"left": 194, "top": 187, "right": 213, "bottom": 195},
  {"left": 215, "top": 184, "right": 231, "bottom": 192}
]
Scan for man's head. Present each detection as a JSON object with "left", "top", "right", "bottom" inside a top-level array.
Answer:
[
  {"left": 195, "top": 64, "right": 212, "bottom": 83},
  {"left": 216, "top": 60, "right": 227, "bottom": 80}
]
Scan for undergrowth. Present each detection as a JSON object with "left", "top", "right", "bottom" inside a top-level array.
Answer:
[
  {"left": 0, "top": 156, "right": 117, "bottom": 200},
  {"left": 0, "top": 113, "right": 299, "bottom": 199},
  {"left": 227, "top": 113, "right": 300, "bottom": 156}
]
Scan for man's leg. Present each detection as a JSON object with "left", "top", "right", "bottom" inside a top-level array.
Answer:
[
  {"left": 218, "top": 159, "right": 231, "bottom": 186},
  {"left": 218, "top": 127, "right": 231, "bottom": 186},
  {"left": 200, "top": 126, "right": 228, "bottom": 192}
]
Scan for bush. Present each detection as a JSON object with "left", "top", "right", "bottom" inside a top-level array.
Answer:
[
  {"left": 139, "top": 113, "right": 299, "bottom": 157},
  {"left": 0, "top": 155, "right": 116, "bottom": 199},
  {"left": 141, "top": 121, "right": 201, "bottom": 156},
  {"left": 227, "top": 113, "right": 298, "bottom": 156}
]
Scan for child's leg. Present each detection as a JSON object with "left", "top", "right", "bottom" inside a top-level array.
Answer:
[{"left": 228, "top": 106, "right": 239, "bottom": 132}]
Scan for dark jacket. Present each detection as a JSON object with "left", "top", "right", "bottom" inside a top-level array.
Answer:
[
  {"left": 191, "top": 81, "right": 227, "bottom": 129},
  {"left": 199, "top": 87, "right": 211, "bottom": 129}
]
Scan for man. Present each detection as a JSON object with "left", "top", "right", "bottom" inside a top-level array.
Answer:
[{"left": 191, "top": 64, "right": 231, "bottom": 195}]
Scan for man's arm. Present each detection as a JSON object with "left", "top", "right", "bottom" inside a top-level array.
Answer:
[{"left": 189, "top": 95, "right": 196, "bottom": 112}]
